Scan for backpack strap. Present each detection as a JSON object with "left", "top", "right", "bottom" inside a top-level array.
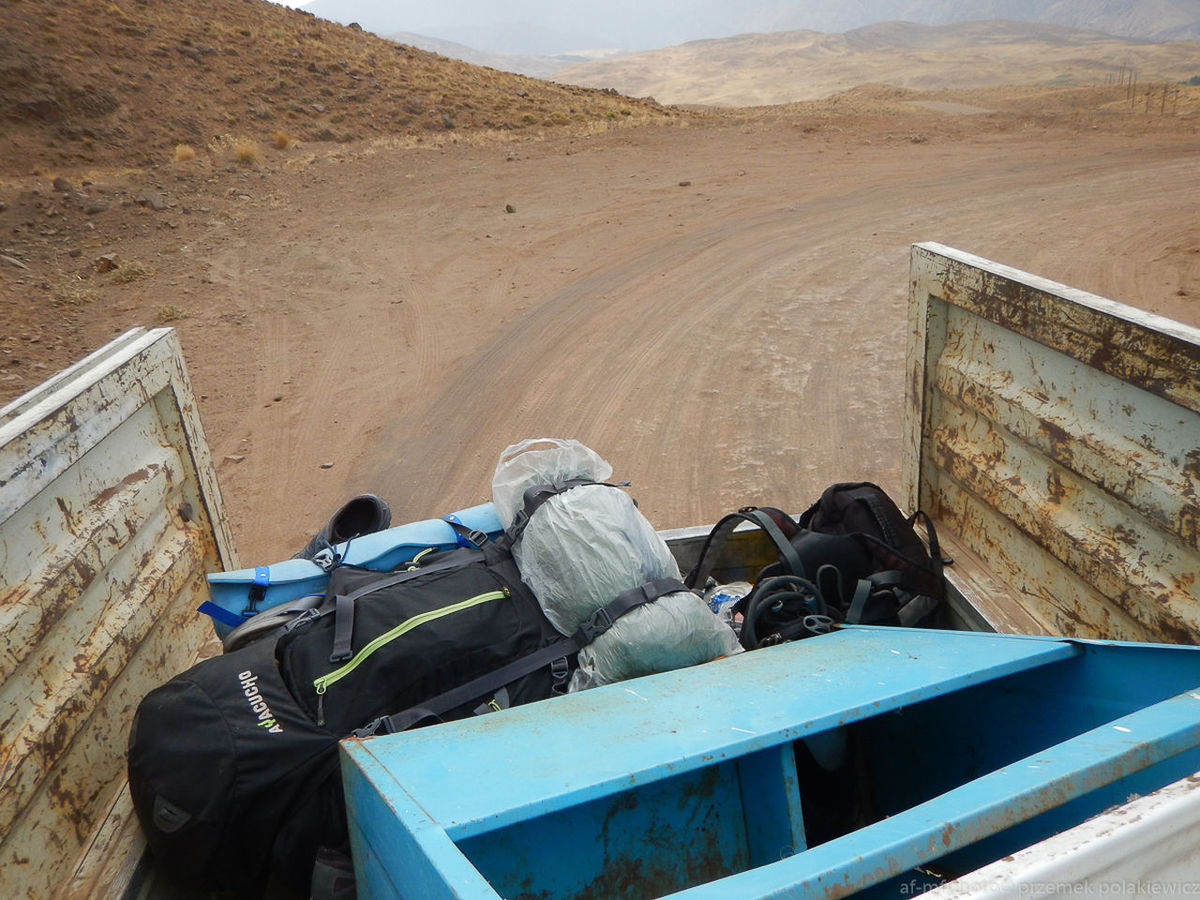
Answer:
[
  {"left": 506, "top": 478, "right": 631, "bottom": 542},
  {"left": 911, "top": 509, "right": 947, "bottom": 588},
  {"left": 326, "top": 549, "right": 485, "bottom": 663},
  {"left": 353, "top": 577, "right": 689, "bottom": 737},
  {"left": 686, "top": 506, "right": 803, "bottom": 590},
  {"left": 444, "top": 515, "right": 489, "bottom": 549}
]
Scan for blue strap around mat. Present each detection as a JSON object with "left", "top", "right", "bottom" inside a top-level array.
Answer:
[
  {"left": 198, "top": 600, "right": 245, "bottom": 629},
  {"left": 444, "top": 514, "right": 475, "bottom": 548}
]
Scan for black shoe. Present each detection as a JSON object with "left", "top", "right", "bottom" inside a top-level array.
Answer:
[{"left": 295, "top": 493, "right": 392, "bottom": 560}]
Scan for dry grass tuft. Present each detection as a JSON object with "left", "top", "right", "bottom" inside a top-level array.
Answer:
[
  {"left": 106, "top": 260, "right": 154, "bottom": 283},
  {"left": 272, "top": 130, "right": 292, "bottom": 150},
  {"left": 234, "top": 137, "right": 260, "bottom": 165},
  {"left": 174, "top": 143, "right": 197, "bottom": 162},
  {"left": 157, "top": 303, "right": 187, "bottom": 323},
  {"left": 51, "top": 274, "right": 97, "bottom": 305}
]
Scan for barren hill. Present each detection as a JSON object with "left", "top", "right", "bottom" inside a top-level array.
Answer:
[
  {"left": 0, "top": 0, "right": 671, "bottom": 176},
  {"left": 556, "top": 20, "right": 1200, "bottom": 106}
]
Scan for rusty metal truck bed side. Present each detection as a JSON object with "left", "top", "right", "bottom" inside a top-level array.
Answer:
[
  {"left": 0, "top": 328, "right": 237, "bottom": 900},
  {"left": 905, "top": 242, "right": 1200, "bottom": 642}
]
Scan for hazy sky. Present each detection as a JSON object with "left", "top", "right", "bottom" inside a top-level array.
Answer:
[
  {"left": 280, "top": 0, "right": 883, "bottom": 53},
  {"left": 269, "top": 1, "right": 1200, "bottom": 53}
]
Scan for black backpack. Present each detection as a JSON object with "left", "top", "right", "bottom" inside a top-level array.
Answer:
[
  {"left": 129, "top": 539, "right": 685, "bottom": 893},
  {"left": 687, "top": 482, "right": 946, "bottom": 650},
  {"left": 127, "top": 541, "right": 555, "bottom": 892}
]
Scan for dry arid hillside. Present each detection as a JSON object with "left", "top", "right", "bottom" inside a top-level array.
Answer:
[
  {"left": 0, "top": 0, "right": 679, "bottom": 400},
  {"left": 0, "top": 0, "right": 672, "bottom": 176},
  {"left": 557, "top": 20, "right": 1200, "bottom": 106}
]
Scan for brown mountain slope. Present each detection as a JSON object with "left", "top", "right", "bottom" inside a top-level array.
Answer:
[
  {"left": 0, "top": 0, "right": 672, "bottom": 176},
  {"left": 556, "top": 20, "right": 1200, "bottom": 106}
]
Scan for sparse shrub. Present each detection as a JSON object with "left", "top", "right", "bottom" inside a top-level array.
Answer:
[
  {"left": 521, "top": 113, "right": 537, "bottom": 125},
  {"left": 107, "top": 260, "right": 154, "bottom": 283},
  {"left": 157, "top": 304, "right": 187, "bottom": 323},
  {"left": 234, "top": 137, "right": 259, "bottom": 165},
  {"left": 251, "top": 104, "right": 274, "bottom": 120},
  {"left": 174, "top": 143, "right": 196, "bottom": 162},
  {"left": 51, "top": 275, "right": 97, "bottom": 305},
  {"left": 272, "top": 130, "right": 291, "bottom": 149},
  {"left": 545, "top": 112, "right": 570, "bottom": 126}
]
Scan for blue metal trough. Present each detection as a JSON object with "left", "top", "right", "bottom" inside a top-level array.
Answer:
[{"left": 339, "top": 627, "right": 1200, "bottom": 899}]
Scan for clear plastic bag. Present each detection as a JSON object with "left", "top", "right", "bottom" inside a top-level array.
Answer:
[
  {"left": 491, "top": 438, "right": 613, "bottom": 532},
  {"left": 492, "top": 438, "right": 741, "bottom": 689},
  {"left": 570, "top": 590, "right": 741, "bottom": 691}
]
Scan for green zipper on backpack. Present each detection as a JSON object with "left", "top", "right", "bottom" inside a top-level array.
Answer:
[{"left": 313, "top": 587, "right": 509, "bottom": 725}]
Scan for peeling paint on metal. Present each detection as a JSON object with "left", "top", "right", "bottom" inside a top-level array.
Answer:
[
  {"left": 906, "top": 244, "right": 1200, "bottom": 645},
  {"left": 0, "top": 329, "right": 236, "bottom": 900}
]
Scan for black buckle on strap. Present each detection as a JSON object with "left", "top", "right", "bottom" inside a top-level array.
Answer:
[
  {"left": 574, "top": 606, "right": 615, "bottom": 644},
  {"left": 352, "top": 715, "right": 391, "bottom": 739}
]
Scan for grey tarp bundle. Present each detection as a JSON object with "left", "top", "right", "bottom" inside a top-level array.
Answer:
[{"left": 492, "top": 438, "right": 741, "bottom": 691}]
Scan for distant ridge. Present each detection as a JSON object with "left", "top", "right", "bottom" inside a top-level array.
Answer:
[
  {"left": 300, "top": 0, "right": 1200, "bottom": 56},
  {"left": 385, "top": 31, "right": 620, "bottom": 79},
  {"left": 554, "top": 19, "right": 1200, "bottom": 107}
]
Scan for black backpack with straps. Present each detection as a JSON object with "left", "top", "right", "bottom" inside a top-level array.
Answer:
[
  {"left": 129, "top": 503, "right": 685, "bottom": 893},
  {"left": 686, "top": 482, "right": 946, "bottom": 650}
]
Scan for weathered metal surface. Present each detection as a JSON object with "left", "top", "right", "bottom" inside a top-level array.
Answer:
[
  {"left": 927, "top": 773, "right": 1200, "bottom": 897},
  {"left": 0, "top": 328, "right": 237, "bottom": 900},
  {"left": 905, "top": 242, "right": 1200, "bottom": 641},
  {"left": 341, "top": 629, "right": 1200, "bottom": 899}
]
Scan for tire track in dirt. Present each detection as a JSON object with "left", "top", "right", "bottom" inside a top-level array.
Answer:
[
  {"left": 361, "top": 134, "right": 1200, "bottom": 539},
  {"left": 208, "top": 125, "right": 1199, "bottom": 560}
]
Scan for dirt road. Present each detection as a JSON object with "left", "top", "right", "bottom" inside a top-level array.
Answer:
[{"left": 67, "top": 118, "right": 1200, "bottom": 563}]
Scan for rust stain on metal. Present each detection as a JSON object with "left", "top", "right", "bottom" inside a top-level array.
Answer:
[
  {"left": 1045, "top": 471, "right": 1068, "bottom": 505},
  {"left": 1037, "top": 419, "right": 1077, "bottom": 469},
  {"left": 90, "top": 465, "right": 156, "bottom": 508},
  {"left": 71, "top": 556, "right": 96, "bottom": 591},
  {"left": 940, "top": 822, "right": 954, "bottom": 847}
]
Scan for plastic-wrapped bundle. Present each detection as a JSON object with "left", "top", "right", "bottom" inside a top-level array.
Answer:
[{"left": 492, "top": 438, "right": 740, "bottom": 690}]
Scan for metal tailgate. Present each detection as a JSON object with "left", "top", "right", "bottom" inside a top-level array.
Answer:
[
  {"left": 905, "top": 242, "right": 1200, "bottom": 641},
  {"left": 0, "top": 328, "right": 237, "bottom": 899}
]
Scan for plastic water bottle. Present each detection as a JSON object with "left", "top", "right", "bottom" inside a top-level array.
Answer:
[{"left": 704, "top": 581, "right": 752, "bottom": 632}]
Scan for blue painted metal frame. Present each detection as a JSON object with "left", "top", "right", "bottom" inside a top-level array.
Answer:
[
  {"left": 339, "top": 628, "right": 1200, "bottom": 900},
  {"left": 664, "top": 688, "right": 1200, "bottom": 898}
]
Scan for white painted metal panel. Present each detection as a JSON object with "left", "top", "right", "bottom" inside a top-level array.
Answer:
[
  {"left": 927, "top": 772, "right": 1200, "bottom": 896},
  {"left": 905, "top": 243, "right": 1200, "bottom": 641},
  {"left": 0, "top": 328, "right": 237, "bottom": 900}
]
